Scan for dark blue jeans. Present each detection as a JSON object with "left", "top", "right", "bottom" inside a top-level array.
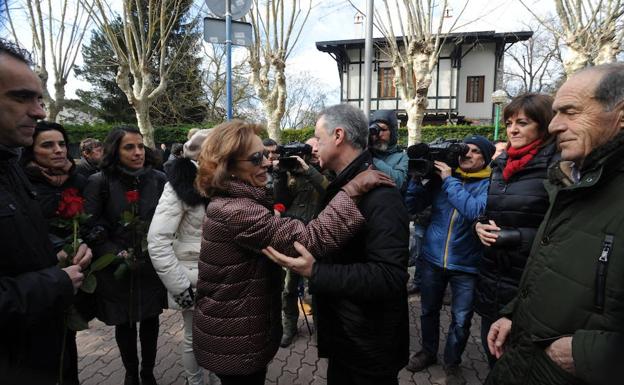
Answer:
[
  {"left": 409, "top": 223, "right": 425, "bottom": 287},
  {"left": 420, "top": 259, "right": 477, "bottom": 366}
]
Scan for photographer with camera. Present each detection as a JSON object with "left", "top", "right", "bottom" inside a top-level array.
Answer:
[
  {"left": 272, "top": 137, "right": 331, "bottom": 347},
  {"left": 369, "top": 110, "right": 409, "bottom": 189},
  {"left": 404, "top": 135, "right": 494, "bottom": 385}
]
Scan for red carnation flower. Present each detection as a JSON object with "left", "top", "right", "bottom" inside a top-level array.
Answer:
[
  {"left": 273, "top": 203, "right": 286, "bottom": 213},
  {"left": 57, "top": 188, "right": 84, "bottom": 219},
  {"left": 125, "top": 190, "right": 140, "bottom": 204}
]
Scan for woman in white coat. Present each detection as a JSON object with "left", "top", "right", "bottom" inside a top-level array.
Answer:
[{"left": 147, "top": 130, "right": 212, "bottom": 385}]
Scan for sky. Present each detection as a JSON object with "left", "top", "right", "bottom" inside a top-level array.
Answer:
[{"left": 1, "top": 0, "right": 553, "bottom": 105}]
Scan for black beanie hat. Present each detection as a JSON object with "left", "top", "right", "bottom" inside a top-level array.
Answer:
[{"left": 463, "top": 135, "right": 495, "bottom": 166}]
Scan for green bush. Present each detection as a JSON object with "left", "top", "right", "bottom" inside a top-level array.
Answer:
[
  {"left": 64, "top": 122, "right": 215, "bottom": 145},
  {"left": 64, "top": 122, "right": 504, "bottom": 147},
  {"left": 397, "top": 125, "right": 504, "bottom": 147}
]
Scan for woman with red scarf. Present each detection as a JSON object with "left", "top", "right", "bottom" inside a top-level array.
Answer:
[{"left": 473, "top": 93, "right": 558, "bottom": 369}]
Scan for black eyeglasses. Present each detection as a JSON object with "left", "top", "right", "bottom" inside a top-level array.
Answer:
[{"left": 236, "top": 150, "right": 269, "bottom": 166}]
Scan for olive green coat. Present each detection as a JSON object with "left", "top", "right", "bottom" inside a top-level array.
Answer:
[{"left": 486, "top": 133, "right": 624, "bottom": 385}]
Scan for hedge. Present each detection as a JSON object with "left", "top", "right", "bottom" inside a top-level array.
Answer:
[
  {"left": 279, "top": 125, "right": 504, "bottom": 146},
  {"left": 64, "top": 122, "right": 504, "bottom": 147},
  {"left": 64, "top": 123, "right": 216, "bottom": 144}
]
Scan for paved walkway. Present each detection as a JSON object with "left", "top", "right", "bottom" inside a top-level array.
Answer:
[{"left": 77, "top": 293, "right": 490, "bottom": 385}]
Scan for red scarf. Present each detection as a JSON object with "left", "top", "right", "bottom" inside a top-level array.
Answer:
[{"left": 502, "top": 139, "right": 542, "bottom": 181}]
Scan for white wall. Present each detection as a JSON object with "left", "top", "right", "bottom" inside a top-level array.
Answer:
[
  {"left": 341, "top": 42, "right": 494, "bottom": 121},
  {"left": 457, "top": 42, "right": 496, "bottom": 120}
]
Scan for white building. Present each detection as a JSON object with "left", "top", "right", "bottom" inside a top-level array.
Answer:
[{"left": 316, "top": 31, "right": 532, "bottom": 124}]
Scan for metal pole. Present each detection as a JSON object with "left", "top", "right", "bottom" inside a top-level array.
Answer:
[
  {"left": 363, "top": 0, "right": 374, "bottom": 118},
  {"left": 225, "top": 0, "right": 233, "bottom": 120},
  {"left": 494, "top": 103, "right": 501, "bottom": 140}
]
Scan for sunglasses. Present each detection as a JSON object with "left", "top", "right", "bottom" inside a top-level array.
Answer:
[{"left": 237, "top": 150, "right": 269, "bottom": 166}]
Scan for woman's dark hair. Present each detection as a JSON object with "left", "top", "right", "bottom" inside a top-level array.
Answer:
[
  {"left": 100, "top": 125, "right": 160, "bottom": 174},
  {"left": 503, "top": 93, "right": 554, "bottom": 145},
  {"left": 20, "top": 120, "right": 74, "bottom": 167}
]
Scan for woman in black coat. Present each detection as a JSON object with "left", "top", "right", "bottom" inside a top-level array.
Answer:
[
  {"left": 19, "top": 121, "right": 87, "bottom": 385},
  {"left": 83, "top": 126, "right": 167, "bottom": 385},
  {"left": 474, "top": 93, "right": 557, "bottom": 368}
]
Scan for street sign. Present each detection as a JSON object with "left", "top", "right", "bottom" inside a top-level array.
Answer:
[
  {"left": 205, "top": 0, "right": 252, "bottom": 20},
  {"left": 203, "top": 17, "right": 253, "bottom": 46}
]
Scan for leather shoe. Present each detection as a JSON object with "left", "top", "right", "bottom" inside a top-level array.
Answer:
[{"left": 405, "top": 351, "right": 437, "bottom": 372}]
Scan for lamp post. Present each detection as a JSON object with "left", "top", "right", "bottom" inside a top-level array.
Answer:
[{"left": 492, "top": 90, "right": 508, "bottom": 140}]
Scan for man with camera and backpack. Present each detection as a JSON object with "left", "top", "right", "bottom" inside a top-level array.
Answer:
[
  {"left": 404, "top": 135, "right": 494, "bottom": 385},
  {"left": 272, "top": 137, "right": 331, "bottom": 347}
]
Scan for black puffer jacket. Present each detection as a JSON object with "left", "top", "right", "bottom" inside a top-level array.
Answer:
[
  {"left": 83, "top": 167, "right": 167, "bottom": 325},
  {"left": 475, "top": 143, "right": 557, "bottom": 320},
  {"left": 23, "top": 165, "right": 87, "bottom": 251},
  {"left": 310, "top": 151, "right": 410, "bottom": 377},
  {"left": 0, "top": 147, "right": 74, "bottom": 384}
]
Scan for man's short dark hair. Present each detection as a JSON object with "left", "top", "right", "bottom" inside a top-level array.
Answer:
[
  {"left": 590, "top": 63, "right": 624, "bottom": 111},
  {"left": 0, "top": 39, "right": 32, "bottom": 65},
  {"left": 263, "top": 138, "right": 278, "bottom": 147}
]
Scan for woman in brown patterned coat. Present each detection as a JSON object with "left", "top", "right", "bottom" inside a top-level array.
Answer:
[{"left": 193, "top": 120, "right": 393, "bottom": 385}]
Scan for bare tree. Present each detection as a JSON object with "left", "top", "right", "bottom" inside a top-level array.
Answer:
[
  {"left": 247, "top": 0, "right": 312, "bottom": 141},
  {"left": 372, "top": 0, "right": 468, "bottom": 145},
  {"left": 521, "top": 0, "right": 624, "bottom": 76},
  {"left": 280, "top": 71, "right": 328, "bottom": 129},
  {"left": 82, "top": 0, "right": 187, "bottom": 147},
  {"left": 5, "top": 0, "right": 92, "bottom": 121},
  {"left": 504, "top": 22, "right": 564, "bottom": 95},
  {"left": 201, "top": 44, "right": 257, "bottom": 123}
]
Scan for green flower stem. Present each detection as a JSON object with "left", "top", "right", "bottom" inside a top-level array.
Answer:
[{"left": 72, "top": 218, "right": 79, "bottom": 259}]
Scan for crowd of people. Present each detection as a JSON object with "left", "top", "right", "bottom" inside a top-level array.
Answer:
[{"left": 1, "top": 37, "right": 623, "bottom": 385}]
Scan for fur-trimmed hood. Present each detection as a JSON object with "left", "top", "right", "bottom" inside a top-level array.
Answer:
[{"left": 166, "top": 157, "right": 208, "bottom": 207}]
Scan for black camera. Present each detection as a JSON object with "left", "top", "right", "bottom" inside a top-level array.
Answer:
[
  {"left": 369, "top": 122, "right": 383, "bottom": 136},
  {"left": 276, "top": 142, "right": 312, "bottom": 170},
  {"left": 407, "top": 138, "right": 470, "bottom": 177}
]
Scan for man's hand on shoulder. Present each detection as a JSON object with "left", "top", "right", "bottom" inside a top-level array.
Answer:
[
  {"left": 262, "top": 241, "right": 315, "bottom": 277},
  {"left": 545, "top": 336, "right": 575, "bottom": 375}
]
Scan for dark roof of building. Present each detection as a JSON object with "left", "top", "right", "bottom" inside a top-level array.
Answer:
[{"left": 316, "top": 30, "right": 533, "bottom": 52}]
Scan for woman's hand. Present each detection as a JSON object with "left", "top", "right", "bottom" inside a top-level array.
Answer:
[
  {"left": 476, "top": 220, "right": 501, "bottom": 246},
  {"left": 262, "top": 241, "right": 315, "bottom": 278},
  {"left": 342, "top": 169, "right": 395, "bottom": 200}
]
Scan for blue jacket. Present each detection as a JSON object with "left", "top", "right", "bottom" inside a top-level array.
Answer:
[
  {"left": 405, "top": 168, "right": 490, "bottom": 274},
  {"left": 372, "top": 146, "right": 409, "bottom": 190}
]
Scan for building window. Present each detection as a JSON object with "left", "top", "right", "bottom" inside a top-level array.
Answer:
[
  {"left": 466, "top": 76, "right": 485, "bottom": 103},
  {"left": 378, "top": 67, "right": 396, "bottom": 98}
]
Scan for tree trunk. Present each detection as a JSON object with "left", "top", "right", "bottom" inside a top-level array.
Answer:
[
  {"left": 405, "top": 98, "right": 425, "bottom": 146},
  {"left": 596, "top": 40, "right": 619, "bottom": 65},
  {"left": 47, "top": 80, "right": 66, "bottom": 122},
  {"left": 266, "top": 114, "right": 281, "bottom": 142},
  {"left": 135, "top": 101, "right": 155, "bottom": 148},
  {"left": 563, "top": 48, "right": 590, "bottom": 76}
]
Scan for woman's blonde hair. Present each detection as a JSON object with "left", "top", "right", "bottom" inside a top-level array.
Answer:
[{"left": 195, "top": 120, "right": 264, "bottom": 197}]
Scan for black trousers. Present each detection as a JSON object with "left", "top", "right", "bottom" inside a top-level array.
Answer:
[
  {"left": 61, "top": 329, "right": 79, "bottom": 385},
  {"left": 114, "top": 316, "right": 159, "bottom": 376},
  {"left": 326, "top": 359, "right": 398, "bottom": 385},
  {"left": 217, "top": 367, "right": 267, "bottom": 385}
]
